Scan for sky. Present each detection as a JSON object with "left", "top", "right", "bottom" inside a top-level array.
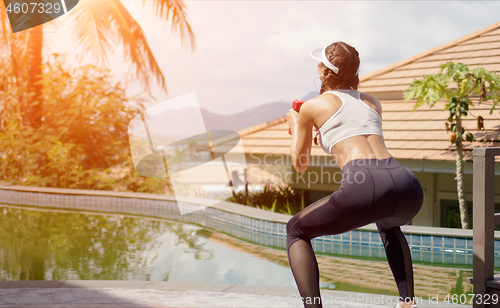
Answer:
[{"left": 42, "top": 1, "right": 500, "bottom": 115}]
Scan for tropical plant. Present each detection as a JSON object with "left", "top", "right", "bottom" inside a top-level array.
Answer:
[
  {"left": 226, "top": 183, "right": 305, "bottom": 215},
  {"left": 404, "top": 61, "right": 500, "bottom": 229},
  {"left": 0, "top": 0, "right": 195, "bottom": 128},
  {"left": 0, "top": 55, "right": 170, "bottom": 193}
]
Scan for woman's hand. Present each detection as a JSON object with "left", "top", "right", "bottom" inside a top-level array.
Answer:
[{"left": 287, "top": 108, "right": 299, "bottom": 133}]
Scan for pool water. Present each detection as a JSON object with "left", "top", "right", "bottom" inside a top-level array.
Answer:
[
  {"left": 0, "top": 204, "right": 295, "bottom": 286},
  {"left": 0, "top": 204, "right": 478, "bottom": 302}
]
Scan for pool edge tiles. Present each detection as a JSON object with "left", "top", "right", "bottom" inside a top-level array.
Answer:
[{"left": 0, "top": 185, "right": 499, "bottom": 267}]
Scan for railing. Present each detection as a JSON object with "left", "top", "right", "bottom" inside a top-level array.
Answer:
[{"left": 472, "top": 147, "right": 500, "bottom": 307}]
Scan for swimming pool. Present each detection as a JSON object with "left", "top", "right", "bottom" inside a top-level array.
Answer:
[
  {"left": 0, "top": 204, "right": 296, "bottom": 287},
  {"left": 1, "top": 185, "right": 497, "bottom": 301},
  {"left": 0, "top": 202, "right": 481, "bottom": 302}
]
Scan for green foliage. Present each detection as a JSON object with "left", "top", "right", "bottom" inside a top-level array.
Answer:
[
  {"left": 403, "top": 74, "right": 449, "bottom": 109},
  {"left": 226, "top": 184, "right": 303, "bottom": 215},
  {"left": 404, "top": 61, "right": 500, "bottom": 114},
  {"left": 0, "top": 56, "right": 170, "bottom": 193}
]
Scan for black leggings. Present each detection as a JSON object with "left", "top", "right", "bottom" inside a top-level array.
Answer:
[{"left": 286, "top": 157, "right": 423, "bottom": 307}]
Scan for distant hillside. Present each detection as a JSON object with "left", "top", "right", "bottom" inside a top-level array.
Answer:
[
  {"left": 142, "top": 93, "right": 317, "bottom": 142},
  {"left": 202, "top": 101, "right": 289, "bottom": 132},
  {"left": 203, "top": 91, "right": 318, "bottom": 132}
]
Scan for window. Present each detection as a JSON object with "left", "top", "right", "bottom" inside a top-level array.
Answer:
[{"left": 440, "top": 199, "right": 500, "bottom": 230}]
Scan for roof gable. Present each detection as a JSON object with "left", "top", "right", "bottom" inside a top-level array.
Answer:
[{"left": 358, "top": 22, "right": 500, "bottom": 98}]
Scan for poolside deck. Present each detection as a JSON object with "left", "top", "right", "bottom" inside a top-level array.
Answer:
[{"left": 0, "top": 281, "right": 465, "bottom": 307}]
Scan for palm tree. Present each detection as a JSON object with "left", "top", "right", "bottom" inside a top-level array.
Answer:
[{"left": 0, "top": 0, "right": 195, "bottom": 128}]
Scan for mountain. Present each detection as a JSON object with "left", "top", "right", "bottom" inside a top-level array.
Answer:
[
  {"left": 202, "top": 91, "right": 318, "bottom": 132},
  {"left": 202, "top": 101, "right": 289, "bottom": 132},
  {"left": 138, "top": 92, "right": 317, "bottom": 142}
]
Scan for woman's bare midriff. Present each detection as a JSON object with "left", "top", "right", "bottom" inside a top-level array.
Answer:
[
  {"left": 330, "top": 134, "right": 393, "bottom": 171},
  {"left": 311, "top": 91, "right": 392, "bottom": 171}
]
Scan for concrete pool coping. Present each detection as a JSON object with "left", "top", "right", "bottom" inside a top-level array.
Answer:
[{"left": 0, "top": 281, "right": 466, "bottom": 307}]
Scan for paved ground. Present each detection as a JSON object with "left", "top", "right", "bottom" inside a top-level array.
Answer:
[{"left": 0, "top": 281, "right": 466, "bottom": 307}]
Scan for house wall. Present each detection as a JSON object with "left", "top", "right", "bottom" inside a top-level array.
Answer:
[
  {"left": 289, "top": 166, "right": 500, "bottom": 228},
  {"left": 413, "top": 171, "right": 500, "bottom": 228},
  {"left": 411, "top": 172, "right": 436, "bottom": 227}
]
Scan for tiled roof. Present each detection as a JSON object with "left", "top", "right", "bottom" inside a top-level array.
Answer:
[
  {"left": 358, "top": 22, "right": 500, "bottom": 96},
  {"left": 213, "top": 22, "right": 500, "bottom": 163}
]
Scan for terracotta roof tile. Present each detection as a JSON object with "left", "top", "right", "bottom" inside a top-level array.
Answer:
[
  {"left": 359, "top": 23, "right": 500, "bottom": 95},
  {"left": 411, "top": 151, "right": 442, "bottom": 160},
  {"left": 402, "top": 61, "right": 445, "bottom": 70},
  {"left": 470, "top": 57, "right": 494, "bottom": 65},
  {"left": 360, "top": 85, "right": 409, "bottom": 92},
  {"left": 426, "top": 151, "right": 456, "bottom": 161},
  {"left": 385, "top": 140, "right": 411, "bottom": 148},
  {"left": 382, "top": 103, "right": 411, "bottom": 111},
  {"left": 486, "top": 64, "right": 500, "bottom": 71},
  {"left": 415, "top": 141, "right": 448, "bottom": 149},
  {"left": 446, "top": 41, "right": 500, "bottom": 53},
  {"left": 391, "top": 150, "right": 425, "bottom": 159},
  {"left": 465, "top": 34, "right": 500, "bottom": 44},
  {"left": 380, "top": 112, "right": 403, "bottom": 121},
  {"left": 486, "top": 28, "right": 500, "bottom": 36},
  {"left": 248, "top": 130, "right": 288, "bottom": 138},
  {"left": 400, "top": 141, "right": 427, "bottom": 149},
  {"left": 380, "top": 69, "right": 430, "bottom": 79},
  {"left": 383, "top": 131, "right": 414, "bottom": 139},
  {"left": 362, "top": 77, "right": 418, "bottom": 87},
  {"left": 388, "top": 122, "right": 445, "bottom": 130}
]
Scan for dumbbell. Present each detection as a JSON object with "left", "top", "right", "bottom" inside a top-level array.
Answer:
[{"left": 288, "top": 99, "right": 305, "bottom": 135}]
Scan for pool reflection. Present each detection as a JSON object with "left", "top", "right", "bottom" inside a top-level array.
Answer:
[{"left": 0, "top": 205, "right": 295, "bottom": 287}]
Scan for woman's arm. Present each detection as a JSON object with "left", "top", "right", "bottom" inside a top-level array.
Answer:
[{"left": 287, "top": 102, "right": 315, "bottom": 173}]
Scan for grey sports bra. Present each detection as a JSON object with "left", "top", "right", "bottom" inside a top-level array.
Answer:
[{"left": 315, "top": 89, "right": 384, "bottom": 154}]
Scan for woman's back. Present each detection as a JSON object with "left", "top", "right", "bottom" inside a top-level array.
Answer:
[{"left": 308, "top": 90, "right": 392, "bottom": 170}]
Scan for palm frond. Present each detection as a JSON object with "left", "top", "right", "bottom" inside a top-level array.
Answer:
[
  {"left": 143, "top": 0, "right": 195, "bottom": 49},
  {"left": 66, "top": 0, "right": 114, "bottom": 65},
  {"left": 106, "top": 0, "right": 167, "bottom": 94}
]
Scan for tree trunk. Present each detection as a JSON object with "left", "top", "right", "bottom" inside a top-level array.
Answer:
[
  {"left": 26, "top": 25, "right": 44, "bottom": 128},
  {"left": 9, "top": 34, "right": 21, "bottom": 85},
  {"left": 455, "top": 110, "right": 470, "bottom": 229}
]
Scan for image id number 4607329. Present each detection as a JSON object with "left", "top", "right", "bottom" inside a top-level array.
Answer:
[
  {"left": 445, "top": 294, "right": 499, "bottom": 305},
  {"left": 3, "top": 0, "right": 79, "bottom": 33},
  {"left": 5, "top": 1, "right": 64, "bottom": 14}
]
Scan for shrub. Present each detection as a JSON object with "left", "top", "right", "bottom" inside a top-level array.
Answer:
[
  {"left": 0, "top": 56, "right": 170, "bottom": 193},
  {"left": 226, "top": 183, "right": 304, "bottom": 215}
]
